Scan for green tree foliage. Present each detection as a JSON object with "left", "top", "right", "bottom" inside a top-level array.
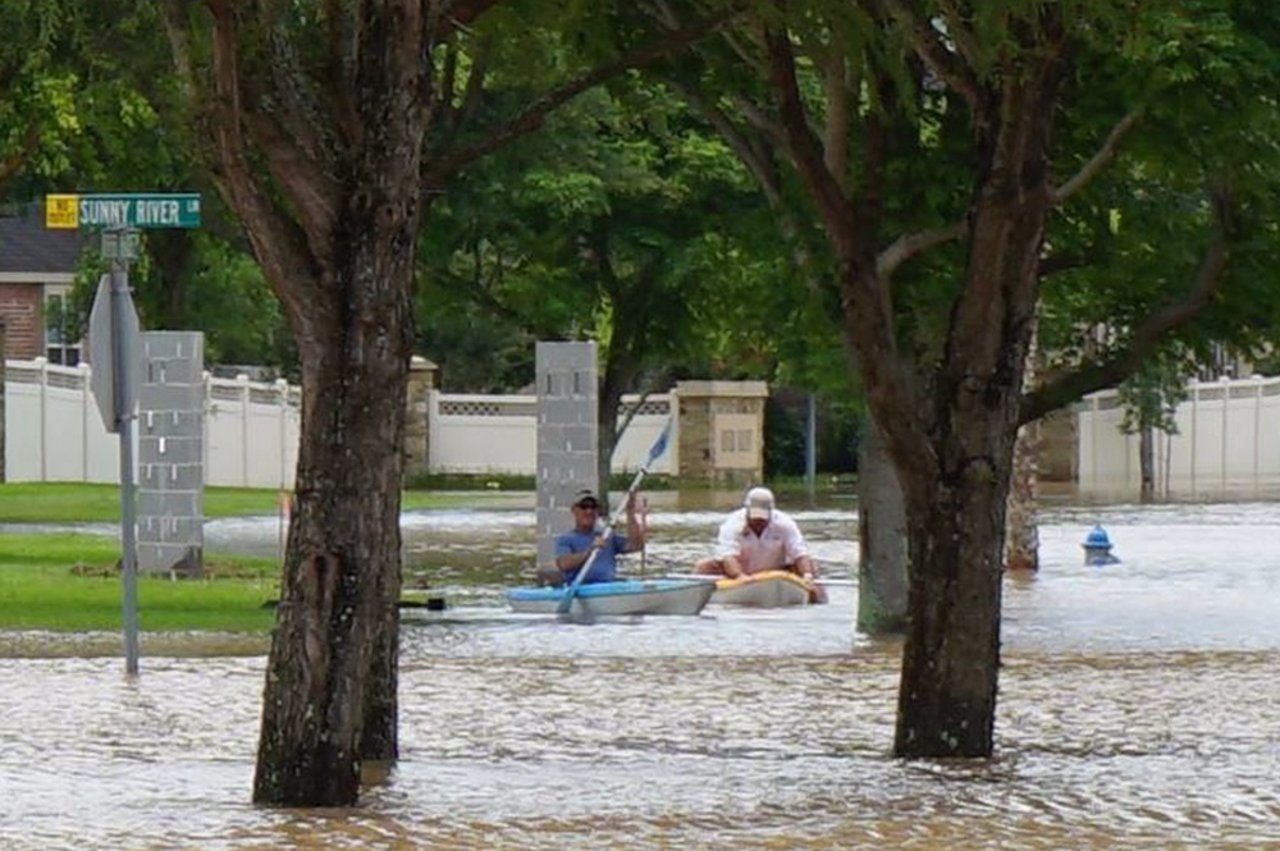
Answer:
[
  {"left": 0, "top": 0, "right": 83, "bottom": 193},
  {"left": 1037, "top": 0, "right": 1280, "bottom": 386},
  {"left": 418, "top": 73, "right": 804, "bottom": 484}
]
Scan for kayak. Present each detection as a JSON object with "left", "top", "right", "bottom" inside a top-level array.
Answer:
[
  {"left": 507, "top": 578, "right": 714, "bottom": 617},
  {"left": 711, "top": 570, "right": 814, "bottom": 607}
]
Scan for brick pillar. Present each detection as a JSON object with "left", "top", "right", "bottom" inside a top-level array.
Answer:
[
  {"left": 674, "top": 380, "right": 768, "bottom": 486},
  {"left": 404, "top": 355, "right": 437, "bottom": 480}
]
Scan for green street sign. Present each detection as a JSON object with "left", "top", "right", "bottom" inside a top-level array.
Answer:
[{"left": 45, "top": 192, "right": 202, "bottom": 229}]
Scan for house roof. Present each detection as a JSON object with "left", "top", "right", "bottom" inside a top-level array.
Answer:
[{"left": 0, "top": 203, "right": 85, "bottom": 275}]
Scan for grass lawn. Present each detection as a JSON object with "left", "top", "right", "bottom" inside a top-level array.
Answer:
[
  {"left": 0, "top": 532, "right": 280, "bottom": 633},
  {"left": 0, "top": 481, "right": 513, "bottom": 524},
  {"left": 0, "top": 482, "right": 519, "bottom": 634}
]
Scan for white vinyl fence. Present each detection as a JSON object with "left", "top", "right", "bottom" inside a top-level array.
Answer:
[
  {"left": 4, "top": 358, "right": 299, "bottom": 488},
  {"left": 1077, "top": 375, "right": 1280, "bottom": 499},
  {"left": 4, "top": 358, "right": 676, "bottom": 486}
]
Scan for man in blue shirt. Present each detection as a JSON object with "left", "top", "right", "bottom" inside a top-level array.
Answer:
[{"left": 552, "top": 488, "right": 645, "bottom": 585}]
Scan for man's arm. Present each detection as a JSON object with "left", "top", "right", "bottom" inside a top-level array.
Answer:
[
  {"left": 714, "top": 512, "right": 743, "bottom": 557},
  {"left": 620, "top": 492, "right": 645, "bottom": 553}
]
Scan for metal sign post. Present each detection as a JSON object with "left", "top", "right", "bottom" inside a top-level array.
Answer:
[
  {"left": 105, "top": 229, "right": 141, "bottom": 675},
  {"left": 49, "top": 190, "right": 201, "bottom": 677}
]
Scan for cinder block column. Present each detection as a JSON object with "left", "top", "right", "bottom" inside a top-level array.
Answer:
[
  {"left": 535, "top": 341, "right": 598, "bottom": 570},
  {"left": 675, "top": 380, "right": 768, "bottom": 486},
  {"left": 137, "top": 331, "right": 205, "bottom": 577}
]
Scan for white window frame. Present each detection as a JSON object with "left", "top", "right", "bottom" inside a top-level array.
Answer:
[{"left": 43, "top": 282, "right": 83, "bottom": 366}]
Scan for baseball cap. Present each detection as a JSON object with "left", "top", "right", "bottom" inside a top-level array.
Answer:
[
  {"left": 744, "top": 486, "right": 774, "bottom": 520},
  {"left": 572, "top": 489, "right": 600, "bottom": 509}
]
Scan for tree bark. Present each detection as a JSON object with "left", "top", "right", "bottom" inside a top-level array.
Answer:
[
  {"left": 1004, "top": 421, "right": 1040, "bottom": 571},
  {"left": 252, "top": 209, "right": 415, "bottom": 802},
  {"left": 856, "top": 420, "right": 907, "bottom": 633},
  {"left": 190, "top": 0, "right": 427, "bottom": 806},
  {"left": 1005, "top": 322, "right": 1041, "bottom": 572}
]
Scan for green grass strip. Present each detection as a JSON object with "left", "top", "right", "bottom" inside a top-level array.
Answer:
[
  {"left": 0, "top": 532, "right": 280, "bottom": 633},
  {"left": 0, "top": 482, "right": 515, "bottom": 523}
]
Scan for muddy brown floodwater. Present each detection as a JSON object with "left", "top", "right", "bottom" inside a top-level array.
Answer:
[{"left": 3, "top": 497, "right": 1279, "bottom": 849}]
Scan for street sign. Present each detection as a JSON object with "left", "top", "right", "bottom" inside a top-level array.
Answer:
[
  {"left": 88, "top": 273, "right": 143, "bottom": 433},
  {"left": 45, "top": 192, "right": 202, "bottom": 229},
  {"left": 102, "top": 229, "right": 141, "bottom": 261}
]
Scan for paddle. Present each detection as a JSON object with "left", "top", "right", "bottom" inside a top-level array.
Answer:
[{"left": 556, "top": 419, "right": 672, "bottom": 616}]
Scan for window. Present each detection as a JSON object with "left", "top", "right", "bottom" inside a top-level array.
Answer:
[
  {"left": 44, "top": 289, "right": 82, "bottom": 366},
  {"left": 712, "top": 413, "right": 758, "bottom": 470}
]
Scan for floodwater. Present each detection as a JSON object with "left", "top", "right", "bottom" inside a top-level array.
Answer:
[{"left": 3, "top": 497, "right": 1280, "bottom": 849}]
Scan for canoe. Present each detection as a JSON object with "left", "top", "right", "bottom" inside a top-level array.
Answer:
[
  {"left": 507, "top": 578, "right": 714, "bottom": 617},
  {"left": 712, "top": 570, "right": 813, "bottom": 607}
]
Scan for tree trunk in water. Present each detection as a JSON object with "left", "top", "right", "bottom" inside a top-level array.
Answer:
[
  {"left": 894, "top": 425, "right": 1014, "bottom": 757},
  {"left": 856, "top": 421, "right": 907, "bottom": 633},
  {"left": 1005, "top": 321, "right": 1041, "bottom": 572},
  {"left": 1139, "top": 425, "right": 1155, "bottom": 502},
  {"left": 252, "top": 226, "right": 413, "bottom": 805},
  {"left": 1004, "top": 420, "right": 1040, "bottom": 571}
]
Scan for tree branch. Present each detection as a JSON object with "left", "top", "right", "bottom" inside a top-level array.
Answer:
[
  {"left": 881, "top": 0, "right": 985, "bottom": 112},
  {"left": 1050, "top": 110, "right": 1143, "bottom": 205},
  {"left": 875, "top": 220, "right": 967, "bottom": 277},
  {"left": 1021, "top": 190, "right": 1235, "bottom": 424},
  {"left": 934, "top": 0, "right": 983, "bottom": 71},
  {"left": 199, "top": 0, "right": 330, "bottom": 336},
  {"left": 762, "top": 25, "right": 858, "bottom": 250},
  {"left": 421, "top": 6, "right": 741, "bottom": 187},
  {"left": 441, "top": 0, "right": 507, "bottom": 36}
]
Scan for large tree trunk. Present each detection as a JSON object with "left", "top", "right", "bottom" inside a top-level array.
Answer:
[
  {"left": 252, "top": 215, "right": 415, "bottom": 801},
  {"left": 888, "top": 176, "right": 1051, "bottom": 759},
  {"left": 180, "top": 0, "right": 431, "bottom": 805},
  {"left": 1004, "top": 421, "right": 1040, "bottom": 571},
  {"left": 1005, "top": 322, "right": 1041, "bottom": 572},
  {"left": 894, "top": 418, "right": 1018, "bottom": 756},
  {"left": 856, "top": 421, "right": 907, "bottom": 633}
]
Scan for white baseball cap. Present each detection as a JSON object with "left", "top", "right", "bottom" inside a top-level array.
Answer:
[{"left": 744, "top": 486, "right": 774, "bottom": 520}]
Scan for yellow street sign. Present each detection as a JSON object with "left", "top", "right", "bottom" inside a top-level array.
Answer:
[{"left": 45, "top": 194, "right": 80, "bottom": 229}]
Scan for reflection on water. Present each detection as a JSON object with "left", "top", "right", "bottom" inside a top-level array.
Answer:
[{"left": 4, "top": 499, "right": 1280, "bottom": 849}]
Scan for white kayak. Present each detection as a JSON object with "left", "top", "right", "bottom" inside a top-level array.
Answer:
[
  {"left": 507, "top": 578, "right": 714, "bottom": 616},
  {"left": 711, "top": 570, "right": 815, "bottom": 607}
]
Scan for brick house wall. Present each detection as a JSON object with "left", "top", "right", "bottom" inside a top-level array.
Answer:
[
  {"left": 0, "top": 283, "right": 40, "bottom": 359},
  {"left": 1, "top": 204, "right": 86, "bottom": 361}
]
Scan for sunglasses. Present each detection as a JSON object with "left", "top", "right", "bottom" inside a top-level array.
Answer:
[{"left": 576, "top": 501, "right": 600, "bottom": 510}]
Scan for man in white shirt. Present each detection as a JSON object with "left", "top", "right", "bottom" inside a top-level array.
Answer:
[{"left": 694, "top": 486, "right": 825, "bottom": 602}]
